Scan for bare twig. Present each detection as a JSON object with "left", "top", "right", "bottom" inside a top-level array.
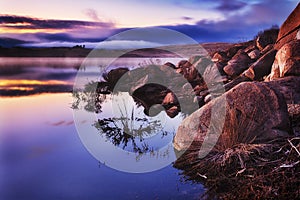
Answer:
[
  {"left": 279, "top": 161, "right": 300, "bottom": 168},
  {"left": 197, "top": 173, "right": 207, "bottom": 179},
  {"left": 288, "top": 139, "right": 300, "bottom": 156}
]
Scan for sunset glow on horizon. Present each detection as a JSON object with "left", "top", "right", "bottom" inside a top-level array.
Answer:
[{"left": 0, "top": 0, "right": 299, "bottom": 48}]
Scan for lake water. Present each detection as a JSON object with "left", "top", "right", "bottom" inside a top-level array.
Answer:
[{"left": 0, "top": 57, "right": 205, "bottom": 199}]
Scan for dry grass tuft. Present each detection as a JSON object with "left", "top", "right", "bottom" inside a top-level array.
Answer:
[{"left": 174, "top": 137, "right": 300, "bottom": 199}]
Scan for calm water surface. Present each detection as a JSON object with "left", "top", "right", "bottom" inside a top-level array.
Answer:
[{"left": 0, "top": 58, "right": 205, "bottom": 200}]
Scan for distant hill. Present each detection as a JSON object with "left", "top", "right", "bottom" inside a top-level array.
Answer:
[{"left": 0, "top": 42, "right": 234, "bottom": 58}]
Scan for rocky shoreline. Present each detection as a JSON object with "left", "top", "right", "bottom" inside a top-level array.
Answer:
[{"left": 90, "top": 3, "right": 300, "bottom": 199}]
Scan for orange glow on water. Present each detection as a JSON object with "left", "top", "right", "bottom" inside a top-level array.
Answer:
[
  {"left": 0, "top": 79, "right": 71, "bottom": 87},
  {"left": 4, "top": 22, "right": 32, "bottom": 27},
  {"left": 0, "top": 86, "right": 34, "bottom": 91}
]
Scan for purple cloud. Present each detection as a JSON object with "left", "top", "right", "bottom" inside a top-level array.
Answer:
[
  {"left": 0, "top": 15, "right": 114, "bottom": 30},
  {"left": 181, "top": 16, "right": 194, "bottom": 21},
  {"left": 84, "top": 9, "right": 101, "bottom": 22},
  {"left": 216, "top": 0, "right": 247, "bottom": 11}
]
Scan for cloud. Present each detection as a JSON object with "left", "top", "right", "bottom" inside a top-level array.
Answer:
[
  {"left": 47, "top": 120, "right": 74, "bottom": 126},
  {"left": 215, "top": 0, "right": 247, "bottom": 11},
  {"left": 0, "top": 15, "right": 116, "bottom": 47},
  {"left": 35, "top": 33, "right": 75, "bottom": 42},
  {"left": 162, "top": 0, "right": 298, "bottom": 42},
  {"left": 0, "top": 15, "right": 114, "bottom": 30},
  {"left": 34, "top": 33, "right": 106, "bottom": 43},
  {"left": 181, "top": 16, "right": 194, "bottom": 21},
  {"left": 0, "top": 37, "right": 29, "bottom": 47},
  {"left": 240, "top": 0, "right": 298, "bottom": 25},
  {"left": 161, "top": 24, "right": 247, "bottom": 43},
  {"left": 84, "top": 9, "right": 101, "bottom": 21}
]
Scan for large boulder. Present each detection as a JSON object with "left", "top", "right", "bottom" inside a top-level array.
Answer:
[
  {"left": 283, "top": 57, "right": 300, "bottom": 76},
  {"left": 223, "top": 50, "right": 252, "bottom": 77},
  {"left": 275, "top": 3, "right": 300, "bottom": 50},
  {"left": 267, "top": 40, "right": 300, "bottom": 80},
  {"left": 174, "top": 81, "right": 290, "bottom": 151},
  {"left": 244, "top": 49, "right": 277, "bottom": 80},
  {"left": 267, "top": 76, "right": 300, "bottom": 104}
]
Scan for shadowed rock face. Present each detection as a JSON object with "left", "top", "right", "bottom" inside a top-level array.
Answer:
[
  {"left": 275, "top": 3, "right": 300, "bottom": 50},
  {"left": 244, "top": 49, "right": 277, "bottom": 80},
  {"left": 174, "top": 81, "right": 291, "bottom": 151},
  {"left": 267, "top": 76, "right": 300, "bottom": 104}
]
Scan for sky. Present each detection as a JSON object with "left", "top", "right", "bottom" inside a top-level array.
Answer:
[{"left": 0, "top": 0, "right": 299, "bottom": 48}]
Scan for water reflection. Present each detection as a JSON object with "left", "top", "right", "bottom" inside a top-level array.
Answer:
[
  {"left": 95, "top": 118, "right": 155, "bottom": 154},
  {"left": 93, "top": 112, "right": 167, "bottom": 154},
  {"left": 73, "top": 88, "right": 176, "bottom": 154},
  {"left": 0, "top": 57, "right": 182, "bottom": 97},
  {"left": 0, "top": 58, "right": 78, "bottom": 96},
  {"left": 72, "top": 59, "right": 200, "bottom": 164},
  {"left": 0, "top": 57, "right": 206, "bottom": 198},
  {"left": 72, "top": 81, "right": 105, "bottom": 113}
]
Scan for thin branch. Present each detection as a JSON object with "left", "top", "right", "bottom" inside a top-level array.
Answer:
[{"left": 288, "top": 139, "right": 300, "bottom": 157}]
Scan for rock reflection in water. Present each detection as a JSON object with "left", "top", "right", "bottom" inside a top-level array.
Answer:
[
  {"left": 72, "top": 81, "right": 106, "bottom": 113},
  {"left": 72, "top": 61, "right": 199, "bottom": 160},
  {"left": 73, "top": 80, "right": 174, "bottom": 157},
  {"left": 93, "top": 115, "right": 168, "bottom": 154}
]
